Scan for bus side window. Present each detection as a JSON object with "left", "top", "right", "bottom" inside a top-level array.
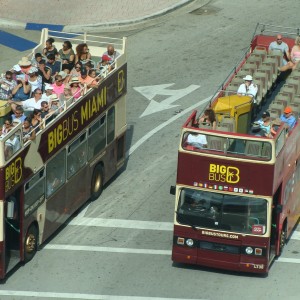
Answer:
[
  {"left": 88, "top": 115, "right": 106, "bottom": 160},
  {"left": 107, "top": 107, "right": 115, "bottom": 144},
  {"left": 46, "top": 150, "right": 66, "bottom": 197}
]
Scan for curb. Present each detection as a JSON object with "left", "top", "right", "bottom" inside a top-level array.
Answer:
[{"left": 0, "top": 0, "right": 209, "bottom": 32}]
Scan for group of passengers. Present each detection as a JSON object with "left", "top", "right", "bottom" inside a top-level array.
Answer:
[{"left": 0, "top": 39, "right": 120, "bottom": 148}]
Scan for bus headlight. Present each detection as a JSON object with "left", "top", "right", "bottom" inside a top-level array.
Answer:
[
  {"left": 186, "top": 239, "right": 194, "bottom": 247},
  {"left": 245, "top": 247, "right": 253, "bottom": 255}
]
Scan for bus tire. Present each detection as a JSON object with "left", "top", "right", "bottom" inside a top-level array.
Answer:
[
  {"left": 91, "top": 164, "right": 103, "bottom": 201},
  {"left": 279, "top": 224, "right": 287, "bottom": 255},
  {"left": 24, "top": 224, "right": 38, "bottom": 262}
]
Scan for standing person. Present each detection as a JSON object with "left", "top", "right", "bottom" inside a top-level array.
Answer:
[
  {"left": 43, "top": 38, "right": 58, "bottom": 57},
  {"left": 237, "top": 75, "right": 258, "bottom": 99},
  {"left": 58, "top": 41, "right": 75, "bottom": 73},
  {"left": 198, "top": 108, "right": 217, "bottom": 130},
  {"left": 269, "top": 34, "right": 291, "bottom": 69},
  {"left": 75, "top": 43, "right": 91, "bottom": 64}
]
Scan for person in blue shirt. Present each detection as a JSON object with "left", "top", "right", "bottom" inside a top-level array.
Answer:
[{"left": 280, "top": 106, "right": 296, "bottom": 131}]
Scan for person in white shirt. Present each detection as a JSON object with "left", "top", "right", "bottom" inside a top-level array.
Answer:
[
  {"left": 237, "top": 75, "right": 258, "bottom": 100},
  {"left": 187, "top": 132, "right": 207, "bottom": 148}
]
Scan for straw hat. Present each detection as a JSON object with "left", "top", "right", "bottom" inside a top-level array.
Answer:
[
  {"left": 70, "top": 77, "right": 80, "bottom": 84},
  {"left": 18, "top": 57, "right": 31, "bottom": 67}
]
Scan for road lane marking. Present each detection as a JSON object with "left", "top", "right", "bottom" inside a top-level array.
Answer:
[
  {"left": 44, "top": 244, "right": 171, "bottom": 255},
  {"left": 128, "top": 95, "right": 211, "bottom": 156},
  {"left": 0, "top": 290, "right": 207, "bottom": 300},
  {"left": 134, "top": 83, "right": 200, "bottom": 117},
  {"left": 69, "top": 217, "right": 173, "bottom": 231},
  {"left": 277, "top": 257, "right": 300, "bottom": 264}
]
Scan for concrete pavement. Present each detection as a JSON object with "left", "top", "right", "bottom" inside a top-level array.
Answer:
[{"left": 0, "top": 0, "right": 207, "bottom": 32}]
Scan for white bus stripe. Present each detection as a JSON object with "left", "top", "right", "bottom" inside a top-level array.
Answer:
[
  {"left": 69, "top": 217, "right": 173, "bottom": 231},
  {"left": 44, "top": 244, "right": 171, "bottom": 255},
  {"left": 0, "top": 290, "right": 206, "bottom": 300},
  {"left": 277, "top": 257, "right": 300, "bottom": 264}
]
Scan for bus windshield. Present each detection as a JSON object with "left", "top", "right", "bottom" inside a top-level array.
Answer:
[{"left": 177, "top": 188, "right": 268, "bottom": 235}]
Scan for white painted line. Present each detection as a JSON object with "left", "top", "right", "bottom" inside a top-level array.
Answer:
[
  {"left": 44, "top": 244, "right": 171, "bottom": 255},
  {"left": 0, "top": 290, "right": 206, "bottom": 300},
  {"left": 69, "top": 217, "right": 173, "bottom": 231},
  {"left": 277, "top": 257, "right": 300, "bottom": 264},
  {"left": 128, "top": 95, "right": 211, "bottom": 156},
  {"left": 291, "top": 230, "right": 300, "bottom": 240}
]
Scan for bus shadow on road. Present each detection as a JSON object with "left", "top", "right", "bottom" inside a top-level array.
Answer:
[{"left": 172, "top": 262, "right": 268, "bottom": 278}]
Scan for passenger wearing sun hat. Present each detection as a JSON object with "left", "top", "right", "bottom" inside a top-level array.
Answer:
[
  {"left": 280, "top": 106, "right": 296, "bottom": 130},
  {"left": 237, "top": 74, "right": 258, "bottom": 101},
  {"left": 70, "top": 76, "right": 82, "bottom": 100},
  {"left": 18, "top": 57, "right": 32, "bottom": 74}
]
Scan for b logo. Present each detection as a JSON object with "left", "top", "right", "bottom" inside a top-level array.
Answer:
[{"left": 226, "top": 166, "right": 240, "bottom": 183}]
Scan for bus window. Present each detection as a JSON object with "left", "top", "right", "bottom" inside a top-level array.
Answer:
[
  {"left": 24, "top": 169, "right": 45, "bottom": 217},
  {"left": 88, "top": 115, "right": 106, "bottom": 160},
  {"left": 67, "top": 134, "right": 87, "bottom": 179},
  {"left": 275, "top": 129, "right": 285, "bottom": 156},
  {"left": 46, "top": 150, "right": 66, "bottom": 197},
  {"left": 107, "top": 107, "right": 115, "bottom": 144},
  {"left": 4, "top": 131, "right": 22, "bottom": 161}
]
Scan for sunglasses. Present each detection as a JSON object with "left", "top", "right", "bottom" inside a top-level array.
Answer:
[
  {"left": 35, "top": 92, "right": 42, "bottom": 94},
  {"left": 56, "top": 80, "right": 63, "bottom": 82},
  {"left": 5, "top": 122, "right": 11, "bottom": 125}
]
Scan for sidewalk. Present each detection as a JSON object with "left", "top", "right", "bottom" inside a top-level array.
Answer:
[{"left": 0, "top": 0, "right": 204, "bottom": 31}]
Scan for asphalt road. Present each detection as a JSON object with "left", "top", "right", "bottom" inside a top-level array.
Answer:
[{"left": 0, "top": 0, "right": 300, "bottom": 299}]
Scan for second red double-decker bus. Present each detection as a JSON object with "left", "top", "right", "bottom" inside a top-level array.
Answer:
[{"left": 171, "top": 24, "right": 300, "bottom": 274}]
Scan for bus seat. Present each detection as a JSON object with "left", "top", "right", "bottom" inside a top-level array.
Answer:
[
  {"left": 241, "top": 62, "right": 257, "bottom": 75},
  {"left": 235, "top": 69, "right": 250, "bottom": 80},
  {"left": 274, "top": 95, "right": 290, "bottom": 107},
  {"left": 270, "top": 111, "right": 280, "bottom": 120},
  {"left": 289, "top": 103, "right": 300, "bottom": 114},
  {"left": 269, "top": 102, "right": 284, "bottom": 115},
  {"left": 292, "top": 95, "right": 300, "bottom": 105},
  {"left": 198, "top": 122, "right": 211, "bottom": 129},
  {"left": 207, "top": 136, "right": 225, "bottom": 152},
  {"left": 253, "top": 72, "right": 267, "bottom": 97},
  {"left": 258, "top": 65, "right": 273, "bottom": 88},
  {"left": 268, "top": 50, "right": 282, "bottom": 67},
  {"left": 264, "top": 57, "right": 279, "bottom": 73},
  {"left": 285, "top": 79, "right": 300, "bottom": 95},
  {"left": 245, "top": 140, "right": 262, "bottom": 157},
  {"left": 279, "top": 85, "right": 297, "bottom": 101},
  {"left": 252, "top": 46, "right": 267, "bottom": 61},
  {"left": 247, "top": 56, "right": 262, "bottom": 69},
  {"left": 262, "top": 143, "right": 272, "bottom": 159},
  {"left": 220, "top": 117, "right": 235, "bottom": 132},
  {"left": 290, "top": 69, "right": 300, "bottom": 77}
]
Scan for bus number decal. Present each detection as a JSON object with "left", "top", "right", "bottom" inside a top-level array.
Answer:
[
  {"left": 208, "top": 164, "right": 240, "bottom": 184},
  {"left": 5, "top": 157, "right": 22, "bottom": 192}
]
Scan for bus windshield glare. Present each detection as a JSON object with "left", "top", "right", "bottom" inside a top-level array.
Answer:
[{"left": 177, "top": 188, "right": 268, "bottom": 235}]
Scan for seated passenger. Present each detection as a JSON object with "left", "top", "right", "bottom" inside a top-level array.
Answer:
[
  {"left": 41, "top": 84, "right": 54, "bottom": 102},
  {"left": 79, "top": 68, "right": 98, "bottom": 89},
  {"left": 11, "top": 75, "right": 31, "bottom": 101},
  {"left": 237, "top": 75, "right": 258, "bottom": 100},
  {"left": 280, "top": 106, "right": 296, "bottom": 131},
  {"left": 0, "top": 71, "right": 17, "bottom": 100},
  {"left": 5, "top": 133, "right": 21, "bottom": 159},
  {"left": 22, "top": 117, "right": 36, "bottom": 142},
  {"left": 27, "top": 67, "right": 43, "bottom": 94},
  {"left": 198, "top": 108, "right": 217, "bottom": 130},
  {"left": 17, "top": 57, "right": 32, "bottom": 74},
  {"left": 1, "top": 116, "right": 14, "bottom": 136},
  {"left": 70, "top": 77, "right": 83, "bottom": 100},
  {"left": 38, "top": 59, "right": 52, "bottom": 87},
  {"left": 46, "top": 54, "right": 61, "bottom": 78},
  {"left": 75, "top": 43, "right": 91, "bottom": 65},
  {"left": 97, "top": 55, "right": 113, "bottom": 78},
  {"left": 51, "top": 74, "right": 65, "bottom": 97},
  {"left": 270, "top": 118, "right": 282, "bottom": 137},
  {"left": 102, "top": 44, "right": 120, "bottom": 61},
  {"left": 255, "top": 111, "right": 271, "bottom": 137},
  {"left": 31, "top": 52, "right": 43, "bottom": 67},
  {"left": 60, "top": 84, "right": 73, "bottom": 109},
  {"left": 12, "top": 105, "right": 26, "bottom": 123},
  {"left": 30, "top": 109, "right": 43, "bottom": 132},
  {"left": 269, "top": 34, "right": 290, "bottom": 70},
  {"left": 187, "top": 132, "right": 207, "bottom": 149},
  {"left": 280, "top": 36, "right": 300, "bottom": 72},
  {"left": 43, "top": 38, "right": 58, "bottom": 58},
  {"left": 70, "top": 62, "right": 82, "bottom": 77},
  {"left": 58, "top": 41, "right": 75, "bottom": 73},
  {"left": 89, "top": 69, "right": 100, "bottom": 83}
]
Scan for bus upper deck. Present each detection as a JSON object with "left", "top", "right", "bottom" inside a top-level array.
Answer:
[
  {"left": 181, "top": 24, "right": 300, "bottom": 164},
  {"left": 0, "top": 28, "right": 127, "bottom": 167}
]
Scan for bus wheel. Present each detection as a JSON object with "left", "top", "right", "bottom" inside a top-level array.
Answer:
[
  {"left": 91, "top": 164, "right": 103, "bottom": 200},
  {"left": 24, "top": 225, "right": 38, "bottom": 262},
  {"left": 279, "top": 226, "right": 287, "bottom": 254}
]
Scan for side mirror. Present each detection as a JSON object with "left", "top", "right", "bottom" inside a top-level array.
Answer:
[
  {"left": 276, "top": 204, "right": 283, "bottom": 214},
  {"left": 170, "top": 186, "right": 176, "bottom": 195}
]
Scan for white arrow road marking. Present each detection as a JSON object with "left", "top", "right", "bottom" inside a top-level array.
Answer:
[
  {"left": 128, "top": 95, "right": 211, "bottom": 156},
  {"left": 134, "top": 83, "right": 200, "bottom": 117}
]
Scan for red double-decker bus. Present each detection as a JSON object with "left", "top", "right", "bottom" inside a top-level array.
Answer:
[
  {"left": 171, "top": 24, "right": 300, "bottom": 274},
  {"left": 0, "top": 29, "right": 127, "bottom": 278}
]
